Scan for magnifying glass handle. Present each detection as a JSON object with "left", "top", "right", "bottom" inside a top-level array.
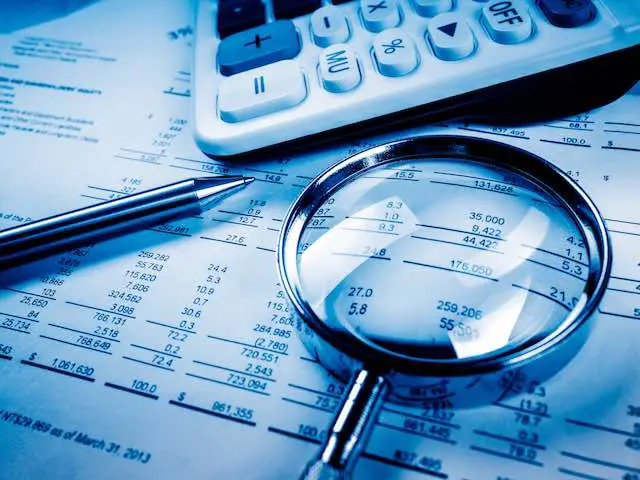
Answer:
[{"left": 300, "top": 369, "right": 388, "bottom": 480}]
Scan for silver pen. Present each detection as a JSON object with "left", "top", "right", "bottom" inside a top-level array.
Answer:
[{"left": 0, "top": 175, "right": 254, "bottom": 268}]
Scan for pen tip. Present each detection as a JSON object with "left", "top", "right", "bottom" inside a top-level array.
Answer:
[{"left": 244, "top": 177, "right": 255, "bottom": 185}]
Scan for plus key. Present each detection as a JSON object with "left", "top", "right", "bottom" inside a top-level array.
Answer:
[
  {"left": 217, "top": 20, "right": 302, "bottom": 76},
  {"left": 244, "top": 34, "right": 272, "bottom": 49}
]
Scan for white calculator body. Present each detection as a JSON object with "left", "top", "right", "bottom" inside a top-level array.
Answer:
[{"left": 193, "top": 0, "right": 640, "bottom": 158}]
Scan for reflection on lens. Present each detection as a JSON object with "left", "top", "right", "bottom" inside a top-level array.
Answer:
[{"left": 296, "top": 158, "right": 589, "bottom": 362}]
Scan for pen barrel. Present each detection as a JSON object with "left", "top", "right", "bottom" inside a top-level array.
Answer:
[{"left": 0, "top": 179, "right": 202, "bottom": 268}]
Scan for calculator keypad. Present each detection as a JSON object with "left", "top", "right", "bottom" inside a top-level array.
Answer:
[{"left": 212, "top": 0, "right": 600, "bottom": 123}]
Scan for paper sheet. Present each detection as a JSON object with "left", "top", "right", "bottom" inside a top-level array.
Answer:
[{"left": 1, "top": 1, "right": 639, "bottom": 479}]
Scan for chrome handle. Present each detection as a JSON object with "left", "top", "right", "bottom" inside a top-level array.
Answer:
[{"left": 299, "top": 369, "right": 388, "bottom": 480}]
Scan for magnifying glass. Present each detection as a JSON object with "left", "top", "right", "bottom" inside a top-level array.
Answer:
[{"left": 277, "top": 136, "right": 611, "bottom": 480}]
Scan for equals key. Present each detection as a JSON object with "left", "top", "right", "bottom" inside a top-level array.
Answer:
[
  {"left": 218, "top": 60, "right": 307, "bottom": 123},
  {"left": 253, "top": 75, "right": 266, "bottom": 95}
]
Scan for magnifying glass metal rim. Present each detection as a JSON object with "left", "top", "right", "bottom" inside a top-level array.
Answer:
[
  {"left": 278, "top": 134, "right": 612, "bottom": 479},
  {"left": 278, "top": 135, "right": 612, "bottom": 377}
]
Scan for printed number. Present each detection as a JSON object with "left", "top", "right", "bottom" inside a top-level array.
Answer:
[{"left": 348, "top": 302, "right": 368, "bottom": 315}]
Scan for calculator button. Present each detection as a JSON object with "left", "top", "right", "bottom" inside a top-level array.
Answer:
[
  {"left": 360, "top": 0, "right": 401, "bottom": 33},
  {"left": 537, "top": 0, "right": 596, "bottom": 28},
  {"left": 311, "top": 6, "right": 350, "bottom": 47},
  {"left": 217, "top": 20, "right": 301, "bottom": 76},
  {"left": 274, "top": 0, "right": 322, "bottom": 19},
  {"left": 217, "top": 0, "right": 266, "bottom": 39},
  {"left": 319, "top": 45, "right": 361, "bottom": 92},
  {"left": 373, "top": 29, "right": 419, "bottom": 77},
  {"left": 482, "top": 0, "right": 533, "bottom": 44},
  {"left": 411, "top": 0, "right": 453, "bottom": 17},
  {"left": 426, "top": 13, "right": 475, "bottom": 60},
  {"left": 218, "top": 60, "right": 307, "bottom": 123}
]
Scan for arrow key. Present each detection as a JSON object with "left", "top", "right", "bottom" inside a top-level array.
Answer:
[{"left": 426, "top": 13, "right": 475, "bottom": 60}]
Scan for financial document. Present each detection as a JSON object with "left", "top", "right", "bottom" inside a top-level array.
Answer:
[{"left": 1, "top": 1, "right": 639, "bottom": 479}]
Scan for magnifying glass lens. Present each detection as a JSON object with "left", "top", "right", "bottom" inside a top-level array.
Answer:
[{"left": 296, "top": 158, "right": 589, "bottom": 362}]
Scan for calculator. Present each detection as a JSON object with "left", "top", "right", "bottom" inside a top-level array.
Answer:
[{"left": 193, "top": 0, "right": 640, "bottom": 158}]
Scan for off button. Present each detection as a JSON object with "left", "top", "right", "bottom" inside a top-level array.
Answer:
[
  {"left": 482, "top": 0, "right": 533, "bottom": 44},
  {"left": 537, "top": 0, "right": 596, "bottom": 28}
]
